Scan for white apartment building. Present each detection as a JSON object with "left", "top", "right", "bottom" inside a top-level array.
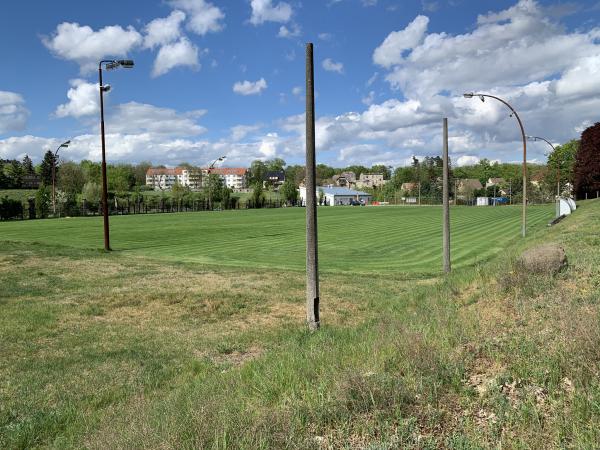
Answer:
[
  {"left": 146, "top": 167, "right": 247, "bottom": 190},
  {"left": 146, "top": 167, "right": 202, "bottom": 190},
  {"left": 208, "top": 168, "right": 248, "bottom": 190}
]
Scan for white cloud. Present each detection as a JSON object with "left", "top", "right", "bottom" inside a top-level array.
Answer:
[
  {"left": 362, "top": 91, "right": 375, "bottom": 106},
  {"left": 152, "top": 37, "right": 200, "bottom": 77},
  {"left": 107, "top": 102, "right": 207, "bottom": 136},
  {"left": 372, "top": 15, "right": 429, "bottom": 68},
  {"left": 322, "top": 58, "right": 344, "bottom": 73},
  {"left": 0, "top": 102, "right": 210, "bottom": 164},
  {"left": 0, "top": 91, "right": 29, "bottom": 134},
  {"left": 42, "top": 22, "right": 142, "bottom": 72},
  {"left": 168, "top": 0, "right": 225, "bottom": 35},
  {"left": 230, "top": 124, "right": 261, "bottom": 141},
  {"left": 457, "top": 155, "right": 480, "bottom": 166},
  {"left": 292, "top": 86, "right": 302, "bottom": 97},
  {"left": 55, "top": 79, "right": 99, "bottom": 118},
  {"left": 233, "top": 78, "right": 268, "bottom": 95},
  {"left": 318, "top": 33, "right": 333, "bottom": 41},
  {"left": 377, "top": 0, "right": 600, "bottom": 97},
  {"left": 0, "top": 135, "right": 59, "bottom": 161},
  {"left": 278, "top": 23, "right": 301, "bottom": 38},
  {"left": 143, "top": 10, "right": 186, "bottom": 49},
  {"left": 250, "top": 0, "right": 293, "bottom": 25}
]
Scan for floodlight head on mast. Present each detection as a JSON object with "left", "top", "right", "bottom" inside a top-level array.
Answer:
[
  {"left": 61, "top": 140, "right": 71, "bottom": 148},
  {"left": 105, "top": 59, "right": 135, "bottom": 70},
  {"left": 118, "top": 59, "right": 134, "bottom": 68}
]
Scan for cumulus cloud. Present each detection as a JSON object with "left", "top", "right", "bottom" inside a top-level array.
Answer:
[
  {"left": 143, "top": 10, "right": 186, "bottom": 49},
  {"left": 152, "top": 37, "right": 200, "bottom": 77},
  {"left": 0, "top": 102, "right": 210, "bottom": 163},
  {"left": 107, "top": 102, "right": 207, "bottom": 136},
  {"left": 372, "top": 15, "right": 429, "bottom": 68},
  {"left": 375, "top": 0, "right": 600, "bottom": 97},
  {"left": 42, "top": 22, "right": 142, "bottom": 72},
  {"left": 168, "top": 0, "right": 225, "bottom": 35},
  {"left": 55, "top": 79, "right": 99, "bottom": 118},
  {"left": 233, "top": 78, "right": 268, "bottom": 95},
  {"left": 457, "top": 155, "right": 481, "bottom": 166},
  {"left": 250, "top": 0, "right": 293, "bottom": 25},
  {"left": 322, "top": 58, "right": 344, "bottom": 73},
  {"left": 230, "top": 124, "right": 262, "bottom": 141},
  {"left": 278, "top": 23, "right": 301, "bottom": 38},
  {"left": 0, "top": 91, "right": 30, "bottom": 134}
]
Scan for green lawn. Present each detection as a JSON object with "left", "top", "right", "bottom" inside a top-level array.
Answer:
[
  {"left": 1, "top": 201, "right": 599, "bottom": 448},
  {"left": 0, "top": 205, "right": 553, "bottom": 274}
]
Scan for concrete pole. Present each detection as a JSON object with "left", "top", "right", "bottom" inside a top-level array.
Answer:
[
  {"left": 442, "top": 118, "right": 451, "bottom": 274},
  {"left": 305, "top": 43, "right": 320, "bottom": 331}
]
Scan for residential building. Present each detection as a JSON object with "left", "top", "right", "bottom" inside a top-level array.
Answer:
[
  {"left": 332, "top": 171, "right": 356, "bottom": 187},
  {"left": 146, "top": 166, "right": 247, "bottom": 191},
  {"left": 22, "top": 173, "right": 41, "bottom": 189},
  {"left": 264, "top": 170, "right": 285, "bottom": 189},
  {"left": 486, "top": 177, "right": 506, "bottom": 188},
  {"left": 400, "top": 182, "right": 418, "bottom": 193},
  {"left": 457, "top": 178, "right": 483, "bottom": 193},
  {"left": 355, "top": 173, "right": 387, "bottom": 189},
  {"left": 146, "top": 167, "right": 185, "bottom": 190},
  {"left": 299, "top": 186, "right": 372, "bottom": 206},
  {"left": 209, "top": 167, "right": 248, "bottom": 190}
]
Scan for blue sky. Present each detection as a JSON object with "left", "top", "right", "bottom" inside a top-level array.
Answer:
[{"left": 1, "top": 0, "right": 599, "bottom": 168}]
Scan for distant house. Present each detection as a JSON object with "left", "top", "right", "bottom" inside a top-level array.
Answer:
[
  {"left": 263, "top": 171, "right": 285, "bottom": 189},
  {"left": 332, "top": 171, "right": 356, "bottom": 187},
  {"left": 299, "top": 186, "right": 371, "bottom": 206},
  {"left": 356, "top": 173, "right": 386, "bottom": 189},
  {"left": 486, "top": 177, "right": 506, "bottom": 187},
  {"left": 209, "top": 167, "right": 248, "bottom": 190},
  {"left": 457, "top": 178, "right": 483, "bottom": 193},
  {"left": 400, "top": 182, "right": 418, "bottom": 193},
  {"left": 22, "top": 174, "right": 41, "bottom": 189}
]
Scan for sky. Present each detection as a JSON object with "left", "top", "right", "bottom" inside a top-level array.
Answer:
[{"left": 0, "top": 0, "right": 599, "bottom": 169}]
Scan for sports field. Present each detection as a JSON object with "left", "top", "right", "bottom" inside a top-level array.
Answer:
[{"left": 0, "top": 205, "right": 553, "bottom": 273}]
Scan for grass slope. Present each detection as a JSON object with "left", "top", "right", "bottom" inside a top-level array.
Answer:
[
  {"left": 1, "top": 201, "right": 597, "bottom": 448},
  {"left": 0, "top": 205, "right": 553, "bottom": 274}
]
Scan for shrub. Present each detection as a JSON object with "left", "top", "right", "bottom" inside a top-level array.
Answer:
[{"left": 0, "top": 196, "right": 23, "bottom": 220}]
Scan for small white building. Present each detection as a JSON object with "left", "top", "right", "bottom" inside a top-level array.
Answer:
[
  {"left": 476, "top": 197, "right": 490, "bottom": 206},
  {"left": 299, "top": 186, "right": 372, "bottom": 206}
]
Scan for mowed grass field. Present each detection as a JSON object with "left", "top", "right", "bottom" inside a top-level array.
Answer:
[
  {"left": 1, "top": 200, "right": 599, "bottom": 448},
  {"left": 0, "top": 205, "right": 554, "bottom": 274}
]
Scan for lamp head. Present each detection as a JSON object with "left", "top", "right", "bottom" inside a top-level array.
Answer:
[
  {"left": 463, "top": 92, "right": 474, "bottom": 99},
  {"left": 478, "top": 95, "right": 485, "bottom": 102},
  {"left": 118, "top": 59, "right": 134, "bottom": 68},
  {"left": 101, "top": 84, "right": 111, "bottom": 93}
]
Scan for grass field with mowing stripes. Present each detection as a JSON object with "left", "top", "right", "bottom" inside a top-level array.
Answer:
[{"left": 0, "top": 205, "right": 553, "bottom": 274}]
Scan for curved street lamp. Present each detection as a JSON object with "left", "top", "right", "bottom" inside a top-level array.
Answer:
[
  {"left": 52, "top": 140, "right": 70, "bottom": 216},
  {"left": 527, "top": 135, "right": 561, "bottom": 217},
  {"left": 207, "top": 156, "right": 226, "bottom": 211},
  {"left": 99, "top": 59, "right": 134, "bottom": 251},
  {"left": 463, "top": 92, "right": 528, "bottom": 237}
]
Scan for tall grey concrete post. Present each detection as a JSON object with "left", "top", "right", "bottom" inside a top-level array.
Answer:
[
  {"left": 305, "top": 43, "right": 320, "bottom": 331},
  {"left": 442, "top": 118, "right": 451, "bottom": 273}
]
